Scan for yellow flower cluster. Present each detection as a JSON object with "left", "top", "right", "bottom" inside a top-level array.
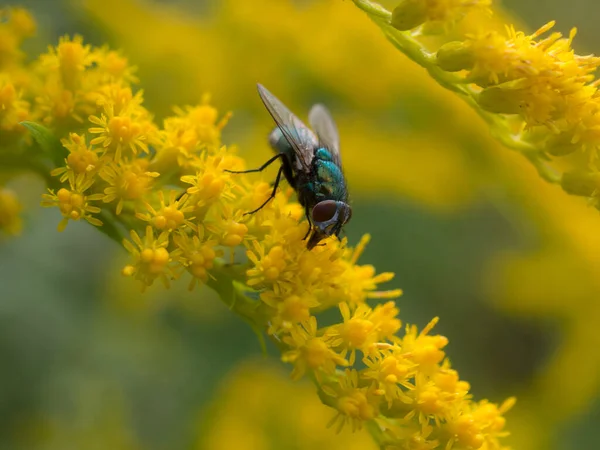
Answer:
[
  {"left": 0, "top": 7, "right": 514, "bottom": 449},
  {"left": 355, "top": 0, "right": 600, "bottom": 208}
]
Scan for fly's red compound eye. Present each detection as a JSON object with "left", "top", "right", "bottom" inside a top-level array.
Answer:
[{"left": 312, "top": 200, "right": 337, "bottom": 223}]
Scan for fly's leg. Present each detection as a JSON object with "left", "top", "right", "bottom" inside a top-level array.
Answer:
[
  {"left": 225, "top": 153, "right": 285, "bottom": 174},
  {"left": 244, "top": 165, "right": 285, "bottom": 215},
  {"left": 225, "top": 153, "right": 291, "bottom": 215},
  {"left": 302, "top": 205, "right": 312, "bottom": 240},
  {"left": 280, "top": 155, "right": 296, "bottom": 186}
]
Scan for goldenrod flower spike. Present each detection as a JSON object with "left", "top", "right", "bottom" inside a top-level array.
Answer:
[
  {"left": 0, "top": 7, "right": 514, "bottom": 449},
  {"left": 353, "top": 0, "right": 600, "bottom": 209}
]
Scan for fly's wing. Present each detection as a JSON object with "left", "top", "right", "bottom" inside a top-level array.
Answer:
[
  {"left": 308, "top": 103, "right": 341, "bottom": 166},
  {"left": 257, "top": 84, "right": 317, "bottom": 171}
]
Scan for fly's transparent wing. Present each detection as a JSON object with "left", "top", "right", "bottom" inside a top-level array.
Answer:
[
  {"left": 257, "top": 84, "right": 318, "bottom": 171},
  {"left": 308, "top": 103, "right": 341, "bottom": 166}
]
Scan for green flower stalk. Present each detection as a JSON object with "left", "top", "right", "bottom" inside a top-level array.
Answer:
[{"left": 353, "top": 0, "right": 600, "bottom": 205}]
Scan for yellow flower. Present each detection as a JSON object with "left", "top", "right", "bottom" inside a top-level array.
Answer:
[
  {"left": 180, "top": 149, "right": 240, "bottom": 215},
  {"left": 282, "top": 317, "right": 348, "bottom": 381},
  {"left": 99, "top": 159, "right": 159, "bottom": 215},
  {"left": 326, "top": 303, "right": 378, "bottom": 365},
  {"left": 204, "top": 208, "right": 249, "bottom": 248},
  {"left": 34, "top": 81, "right": 80, "bottom": 124},
  {"left": 50, "top": 132, "right": 101, "bottom": 182},
  {"left": 323, "top": 369, "right": 380, "bottom": 433},
  {"left": 261, "top": 290, "right": 320, "bottom": 335},
  {"left": 1, "top": 8, "right": 36, "bottom": 41},
  {"left": 333, "top": 235, "right": 403, "bottom": 305},
  {"left": 0, "top": 8, "right": 36, "bottom": 68},
  {"left": 404, "top": 372, "right": 468, "bottom": 426},
  {"left": 122, "top": 225, "right": 179, "bottom": 290},
  {"left": 443, "top": 397, "right": 515, "bottom": 450},
  {"left": 30, "top": 33, "right": 141, "bottom": 128},
  {"left": 89, "top": 102, "right": 156, "bottom": 162},
  {"left": 171, "top": 94, "right": 231, "bottom": 149},
  {"left": 400, "top": 318, "right": 448, "bottom": 371},
  {"left": 325, "top": 302, "right": 402, "bottom": 366},
  {"left": 379, "top": 422, "right": 439, "bottom": 450},
  {"left": 370, "top": 301, "right": 403, "bottom": 340},
  {"left": 136, "top": 190, "right": 193, "bottom": 232},
  {"left": 93, "top": 47, "right": 138, "bottom": 84},
  {"left": 246, "top": 241, "right": 293, "bottom": 288},
  {"left": 93, "top": 84, "right": 144, "bottom": 116},
  {"left": 172, "top": 224, "right": 221, "bottom": 290},
  {"left": 40, "top": 35, "right": 96, "bottom": 91},
  {"left": 0, "top": 188, "right": 23, "bottom": 235},
  {"left": 0, "top": 76, "right": 29, "bottom": 131},
  {"left": 362, "top": 346, "right": 416, "bottom": 407},
  {"left": 40, "top": 173, "right": 103, "bottom": 231}
]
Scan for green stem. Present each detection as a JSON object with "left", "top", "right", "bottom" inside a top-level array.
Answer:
[
  {"left": 96, "top": 209, "right": 127, "bottom": 244},
  {"left": 206, "top": 260, "right": 273, "bottom": 353},
  {"left": 207, "top": 260, "right": 269, "bottom": 326}
]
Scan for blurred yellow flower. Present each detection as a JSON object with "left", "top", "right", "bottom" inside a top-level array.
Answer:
[
  {"left": 0, "top": 187, "right": 23, "bottom": 235},
  {"left": 196, "top": 361, "right": 378, "bottom": 450}
]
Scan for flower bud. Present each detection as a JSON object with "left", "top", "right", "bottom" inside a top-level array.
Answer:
[
  {"left": 477, "top": 86, "right": 523, "bottom": 114},
  {"left": 561, "top": 170, "right": 600, "bottom": 197},
  {"left": 391, "top": 0, "right": 427, "bottom": 31},
  {"left": 436, "top": 41, "right": 475, "bottom": 72},
  {"left": 544, "top": 133, "right": 579, "bottom": 156}
]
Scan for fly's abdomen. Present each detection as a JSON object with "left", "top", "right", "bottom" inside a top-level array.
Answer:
[{"left": 268, "top": 127, "right": 294, "bottom": 155}]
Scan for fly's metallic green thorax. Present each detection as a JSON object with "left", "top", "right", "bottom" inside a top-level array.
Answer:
[
  {"left": 229, "top": 84, "right": 352, "bottom": 250},
  {"left": 312, "top": 148, "right": 348, "bottom": 202},
  {"left": 270, "top": 130, "right": 348, "bottom": 202}
]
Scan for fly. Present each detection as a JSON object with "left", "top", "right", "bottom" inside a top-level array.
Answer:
[{"left": 227, "top": 83, "right": 352, "bottom": 250}]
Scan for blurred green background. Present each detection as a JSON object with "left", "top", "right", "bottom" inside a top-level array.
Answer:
[{"left": 1, "top": 0, "right": 600, "bottom": 449}]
